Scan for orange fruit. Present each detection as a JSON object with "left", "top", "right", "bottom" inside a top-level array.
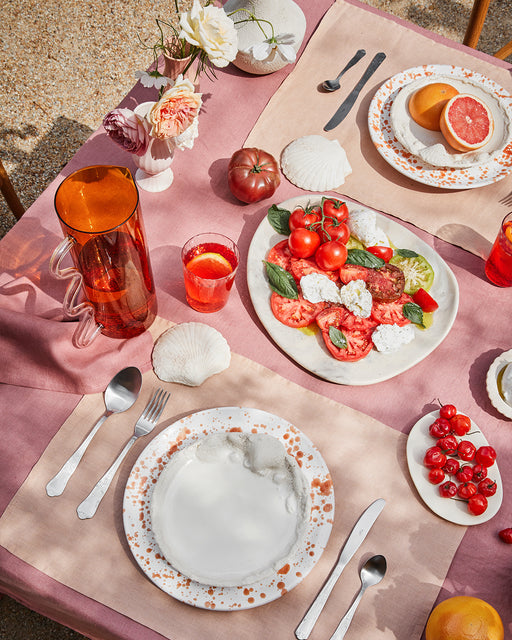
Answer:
[
  {"left": 408, "top": 82, "right": 459, "bottom": 131},
  {"left": 440, "top": 94, "right": 494, "bottom": 152},
  {"left": 425, "top": 596, "right": 504, "bottom": 640},
  {"left": 186, "top": 252, "right": 233, "bottom": 278}
]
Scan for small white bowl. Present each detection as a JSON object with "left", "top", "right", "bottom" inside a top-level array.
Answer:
[{"left": 486, "top": 348, "right": 512, "bottom": 419}]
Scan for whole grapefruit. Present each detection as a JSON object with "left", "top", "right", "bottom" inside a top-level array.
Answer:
[
  {"left": 408, "top": 82, "right": 459, "bottom": 131},
  {"left": 425, "top": 596, "right": 504, "bottom": 640}
]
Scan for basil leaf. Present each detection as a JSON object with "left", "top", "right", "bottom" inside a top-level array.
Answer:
[
  {"left": 397, "top": 248, "right": 419, "bottom": 258},
  {"left": 264, "top": 261, "right": 298, "bottom": 299},
  {"left": 329, "top": 326, "right": 347, "bottom": 349},
  {"left": 403, "top": 302, "right": 424, "bottom": 327},
  {"left": 346, "top": 248, "right": 385, "bottom": 269},
  {"left": 267, "top": 205, "right": 291, "bottom": 235}
]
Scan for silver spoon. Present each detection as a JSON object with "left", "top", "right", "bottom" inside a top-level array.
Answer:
[
  {"left": 322, "top": 49, "right": 366, "bottom": 92},
  {"left": 329, "top": 554, "right": 387, "bottom": 640},
  {"left": 46, "top": 366, "right": 142, "bottom": 497}
]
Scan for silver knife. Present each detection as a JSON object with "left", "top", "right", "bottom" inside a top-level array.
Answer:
[
  {"left": 323, "top": 52, "right": 386, "bottom": 131},
  {"left": 295, "top": 498, "right": 385, "bottom": 640}
]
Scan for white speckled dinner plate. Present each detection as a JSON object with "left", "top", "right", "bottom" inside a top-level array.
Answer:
[{"left": 123, "top": 406, "right": 334, "bottom": 610}]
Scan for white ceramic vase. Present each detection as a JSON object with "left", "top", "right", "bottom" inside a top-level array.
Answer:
[
  {"left": 132, "top": 102, "right": 175, "bottom": 193},
  {"left": 224, "top": 0, "right": 306, "bottom": 75}
]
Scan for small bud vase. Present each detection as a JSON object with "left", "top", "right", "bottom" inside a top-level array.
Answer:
[{"left": 132, "top": 102, "right": 175, "bottom": 193}]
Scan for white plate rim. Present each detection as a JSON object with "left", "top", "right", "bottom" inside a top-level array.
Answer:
[
  {"left": 486, "top": 348, "right": 512, "bottom": 420},
  {"left": 247, "top": 195, "right": 460, "bottom": 385},
  {"left": 122, "top": 406, "right": 334, "bottom": 611},
  {"left": 368, "top": 64, "right": 512, "bottom": 189},
  {"left": 406, "top": 409, "right": 503, "bottom": 525}
]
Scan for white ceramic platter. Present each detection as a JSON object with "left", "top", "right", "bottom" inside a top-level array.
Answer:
[
  {"left": 247, "top": 195, "right": 459, "bottom": 385},
  {"left": 123, "top": 406, "right": 334, "bottom": 610},
  {"left": 368, "top": 64, "right": 512, "bottom": 188},
  {"left": 486, "top": 348, "right": 512, "bottom": 420},
  {"left": 406, "top": 410, "right": 503, "bottom": 525}
]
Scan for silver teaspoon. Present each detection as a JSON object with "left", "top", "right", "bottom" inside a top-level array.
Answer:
[
  {"left": 46, "top": 366, "right": 142, "bottom": 497},
  {"left": 322, "top": 49, "right": 366, "bottom": 92},
  {"left": 329, "top": 555, "right": 387, "bottom": 640}
]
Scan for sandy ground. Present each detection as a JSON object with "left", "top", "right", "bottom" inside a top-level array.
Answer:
[{"left": 0, "top": 0, "right": 511, "bottom": 637}]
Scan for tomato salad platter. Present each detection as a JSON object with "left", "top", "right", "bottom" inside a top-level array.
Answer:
[
  {"left": 406, "top": 408, "right": 503, "bottom": 525},
  {"left": 246, "top": 195, "right": 459, "bottom": 385}
]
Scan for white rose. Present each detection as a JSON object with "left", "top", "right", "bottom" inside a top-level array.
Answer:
[{"left": 179, "top": 0, "right": 238, "bottom": 68}]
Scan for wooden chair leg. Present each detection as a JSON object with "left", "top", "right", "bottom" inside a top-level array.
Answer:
[
  {"left": 495, "top": 39, "right": 512, "bottom": 60},
  {"left": 0, "top": 159, "right": 25, "bottom": 220},
  {"left": 463, "top": 0, "right": 491, "bottom": 48}
]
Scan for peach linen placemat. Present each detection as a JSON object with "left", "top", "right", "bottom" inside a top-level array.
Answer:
[
  {"left": 244, "top": 0, "right": 512, "bottom": 258},
  {"left": 0, "top": 316, "right": 466, "bottom": 639}
]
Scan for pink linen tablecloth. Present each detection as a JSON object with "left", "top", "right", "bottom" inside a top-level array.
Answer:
[{"left": 0, "top": 0, "right": 511, "bottom": 638}]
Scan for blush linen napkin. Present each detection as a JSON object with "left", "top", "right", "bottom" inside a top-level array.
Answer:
[
  {"left": 0, "top": 316, "right": 466, "bottom": 640},
  {"left": 244, "top": 0, "right": 512, "bottom": 258}
]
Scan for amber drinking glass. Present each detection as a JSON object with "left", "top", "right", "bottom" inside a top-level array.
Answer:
[
  {"left": 181, "top": 233, "right": 239, "bottom": 312},
  {"left": 485, "top": 213, "right": 512, "bottom": 287},
  {"left": 51, "top": 165, "right": 157, "bottom": 346}
]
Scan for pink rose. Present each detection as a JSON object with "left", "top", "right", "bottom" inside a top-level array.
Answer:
[
  {"left": 103, "top": 108, "right": 149, "bottom": 156},
  {"left": 148, "top": 78, "right": 202, "bottom": 140}
]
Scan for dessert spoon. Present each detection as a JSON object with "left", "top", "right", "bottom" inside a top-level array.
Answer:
[{"left": 322, "top": 49, "right": 366, "bottom": 92}]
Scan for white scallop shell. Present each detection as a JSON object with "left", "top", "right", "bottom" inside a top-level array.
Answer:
[
  {"left": 281, "top": 135, "right": 352, "bottom": 191},
  {"left": 152, "top": 323, "right": 231, "bottom": 386}
]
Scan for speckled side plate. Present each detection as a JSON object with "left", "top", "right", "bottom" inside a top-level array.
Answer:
[
  {"left": 123, "top": 406, "right": 334, "bottom": 611},
  {"left": 368, "top": 64, "right": 512, "bottom": 189},
  {"left": 486, "top": 348, "right": 512, "bottom": 420}
]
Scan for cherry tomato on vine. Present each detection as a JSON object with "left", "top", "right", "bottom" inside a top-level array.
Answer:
[
  {"left": 288, "top": 228, "right": 321, "bottom": 258},
  {"left": 437, "top": 435, "right": 458, "bottom": 455},
  {"left": 428, "top": 468, "right": 445, "bottom": 484},
  {"left": 289, "top": 206, "right": 322, "bottom": 231},
  {"left": 468, "top": 493, "right": 488, "bottom": 516},
  {"left": 478, "top": 479, "right": 497, "bottom": 497},
  {"left": 475, "top": 446, "right": 497, "bottom": 468},
  {"left": 424, "top": 446, "right": 447, "bottom": 469},
  {"left": 319, "top": 220, "right": 350, "bottom": 244},
  {"left": 443, "top": 458, "right": 460, "bottom": 475},
  {"left": 455, "top": 465, "right": 474, "bottom": 483},
  {"left": 457, "top": 440, "right": 476, "bottom": 461},
  {"left": 450, "top": 414, "right": 471, "bottom": 436},
  {"left": 499, "top": 528, "right": 512, "bottom": 543},
  {"left": 429, "top": 418, "right": 451, "bottom": 439},
  {"left": 439, "top": 403, "right": 457, "bottom": 420},
  {"left": 439, "top": 481, "right": 457, "bottom": 498},
  {"left": 314, "top": 241, "right": 348, "bottom": 271},
  {"left": 322, "top": 198, "right": 349, "bottom": 222},
  {"left": 366, "top": 246, "right": 393, "bottom": 262},
  {"left": 457, "top": 482, "right": 477, "bottom": 500}
]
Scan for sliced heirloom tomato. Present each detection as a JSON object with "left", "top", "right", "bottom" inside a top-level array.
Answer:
[
  {"left": 290, "top": 258, "right": 339, "bottom": 283},
  {"left": 270, "top": 292, "right": 325, "bottom": 328},
  {"left": 365, "top": 263, "right": 405, "bottom": 302},
  {"left": 267, "top": 239, "right": 293, "bottom": 271},
  {"left": 371, "top": 293, "right": 414, "bottom": 326},
  {"left": 389, "top": 251, "right": 434, "bottom": 294},
  {"left": 339, "top": 263, "right": 371, "bottom": 284},
  {"left": 366, "top": 246, "right": 393, "bottom": 262},
  {"left": 413, "top": 287, "right": 439, "bottom": 312},
  {"left": 321, "top": 327, "right": 374, "bottom": 362},
  {"left": 316, "top": 306, "right": 377, "bottom": 332}
]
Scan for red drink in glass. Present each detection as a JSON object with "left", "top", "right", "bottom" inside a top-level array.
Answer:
[
  {"left": 182, "top": 233, "right": 239, "bottom": 312},
  {"left": 485, "top": 213, "right": 512, "bottom": 287}
]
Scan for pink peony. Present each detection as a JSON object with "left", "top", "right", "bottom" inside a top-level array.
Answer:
[
  {"left": 148, "top": 78, "right": 202, "bottom": 140},
  {"left": 103, "top": 108, "right": 149, "bottom": 156}
]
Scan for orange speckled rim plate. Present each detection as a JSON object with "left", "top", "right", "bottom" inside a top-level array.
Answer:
[
  {"left": 123, "top": 406, "right": 334, "bottom": 611},
  {"left": 368, "top": 64, "right": 512, "bottom": 189}
]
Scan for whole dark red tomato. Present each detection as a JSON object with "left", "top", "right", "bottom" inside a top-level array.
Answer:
[
  {"left": 457, "top": 440, "right": 476, "bottom": 461},
  {"left": 450, "top": 414, "right": 471, "bottom": 436},
  {"left": 322, "top": 198, "right": 349, "bottom": 222},
  {"left": 315, "top": 241, "right": 348, "bottom": 271},
  {"left": 227, "top": 147, "right": 280, "bottom": 203},
  {"left": 439, "top": 481, "right": 457, "bottom": 498},
  {"left": 288, "top": 228, "right": 321, "bottom": 259},
  {"left": 289, "top": 206, "right": 322, "bottom": 231},
  {"left": 429, "top": 418, "right": 451, "bottom": 439},
  {"left": 457, "top": 482, "right": 477, "bottom": 500},
  {"left": 468, "top": 493, "right": 488, "bottom": 516},
  {"left": 478, "top": 479, "right": 497, "bottom": 497},
  {"left": 319, "top": 220, "right": 350, "bottom": 244},
  {"left": 428, "top": 468, "right": 445, "bottom": 485},
  {"left": 366, "top": 246, "right": 393, "bottom": 262},
  {"left": 439, "top": 403, "right": 457, "bottom": 420},
  {"left": 499, "top": 528, "right": 512, "bottom": 543},
  {"left": 424, "top": 446, "right": 447, "bottom": 469},
  {"left": 443, "top": 458, "right": 460, "bottom": 475},
  {"left": 475, "top": 446, "right": 497, "bottom": 468}
]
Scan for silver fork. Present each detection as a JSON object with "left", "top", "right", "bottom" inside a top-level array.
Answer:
[
  {"left": 499, "top": 192, "right": 512, "bottom": 207},
  {"left": 76, "top": 388, "right": 170, "bottom": 520}
]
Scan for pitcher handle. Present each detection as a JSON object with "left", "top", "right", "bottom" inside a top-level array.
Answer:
[{"left": 49, "top": 236, "right": 103, "bottom": 348}]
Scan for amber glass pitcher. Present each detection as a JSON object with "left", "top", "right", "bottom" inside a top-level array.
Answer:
[{"left": 50, "top": 165, "right": 157, "bottom": 347}]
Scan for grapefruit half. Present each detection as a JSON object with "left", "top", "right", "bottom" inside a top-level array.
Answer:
[{"left": 440, "top": 94, "right": 494, "bottom": 152}]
